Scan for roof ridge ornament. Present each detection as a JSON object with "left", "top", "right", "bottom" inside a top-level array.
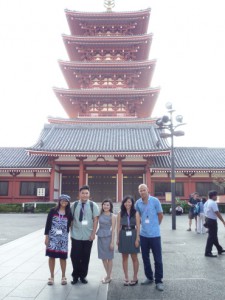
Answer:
[{"left": 104, "top": 0, "right": 115, "bottom": 12}]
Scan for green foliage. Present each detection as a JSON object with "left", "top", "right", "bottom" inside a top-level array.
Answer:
[
  {"left": 0, "top": 204, "right": 23, "bottom": 213},
  {"left": 218, "top": 204, "right": 225, "bottom": 213},
  {"left": 36, "top": 202, "right": 56, "bottom": 213},
  {"left": 161, "top": 199, "right": 189, "bottom": 214},
  {"left": 176, "top": 198, "right": 189, "bottom": 213},
  {"left": 0, "top": 202, "right": 56, "bottom": 213},
  {"left": 161, "top": 203, "right": 171, "bottom": 214}
]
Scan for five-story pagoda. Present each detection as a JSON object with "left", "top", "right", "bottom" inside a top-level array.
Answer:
[{"left": 28, "top": 0, "right": 169, "bottom": 202}]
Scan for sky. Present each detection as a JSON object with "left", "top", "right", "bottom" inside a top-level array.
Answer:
[{"left": 0, "top": 0, "right": 225, "bottom": 148}]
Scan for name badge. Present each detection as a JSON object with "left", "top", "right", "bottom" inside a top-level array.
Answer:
[
  {"left": 56, "top": 230, "right": 62, "bottom": 235},
  {"left": 145, "top": 219, "right": 150, "bottom": 224},
  {"left": 126, "top": 231, "right": 132, "bottom": 237},
  {"left": 82, "top": 220, "right": 88, "bottom": 225}
]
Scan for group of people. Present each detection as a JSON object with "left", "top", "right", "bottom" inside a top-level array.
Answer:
[
  {"left": 187, "top": 192, "right": 207, "bottom": 233},
  {"left": 187, "top": 190, "right": 225, "bottom": 257},
  {"left": 44, "top": 184, "right": 164, "bottom": 291}
]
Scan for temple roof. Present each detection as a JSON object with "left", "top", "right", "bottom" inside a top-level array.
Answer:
[
  {"left": 0, "top": 148, "right": 50, "bottom": 172},
  {"left": 151, "top": 147, "right": 225, "bottom": 172},
  {"left": 59, "top": 59, "right": 156, "bottom": 89},
  {"left": 63, "top": 34, "right": 152, "bottom": 61},
  {"left": 1, "top": 146, "right": 225, "bottom": 172},
  {"left": 65, "top": 8, "right": 151, "bottom": 36},
  {"left": 27, "top": 122, "right": 169, "bottom": 156},
  {"left": 53, "top": 87, "right": 160, "bottom": 118}
]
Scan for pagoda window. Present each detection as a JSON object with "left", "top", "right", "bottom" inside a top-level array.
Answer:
[
  {"left": 154, "top": 182, "right": 184, "bottom": 197},
  {"left": 103, "top": 77, "right": 113, "bottom": 86},
  {"left": 20, "top": 181, "right": 49, "bottom": 196},
  {"left": 0, "top": 181, "right": 8, "bottom": 196},
  {"left": 105, "top": 53, "right": 112, "bottom": 61}
]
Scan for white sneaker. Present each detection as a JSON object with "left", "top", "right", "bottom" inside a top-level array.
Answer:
[{"left": 156, "top": 282, "right": 164, "bottom": 291}]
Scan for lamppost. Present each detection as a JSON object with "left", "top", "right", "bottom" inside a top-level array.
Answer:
[{"left": 156, "top": 102, "right": 185, "bottom": 230}]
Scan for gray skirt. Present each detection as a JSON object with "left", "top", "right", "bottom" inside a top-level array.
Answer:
[{"left": 97, "top": 236, "right": 114, "bottom": 260}]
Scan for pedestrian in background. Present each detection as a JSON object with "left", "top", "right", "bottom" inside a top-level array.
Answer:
[
  {"left": 196, "top": 197, "right": 206, "bottom": 234},
  {"left": 204, "top": 190, "right": 225, "bottom": 257},
  {"left": 44, "top": 194, "right": 73, "bottom": 286},
  {"left": 117, "top": 195, "right": 140, "bottom": 286},
  {"left": 187, "top": 192, "right": 199, "bottom": 231},
  {"left": 96, "top": 198, "right": 116, "bottom": 284}
]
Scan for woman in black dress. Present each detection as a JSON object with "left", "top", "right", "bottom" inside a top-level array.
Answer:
[
  {"left": 117, "top": 196, "right": 140, "bottom": 286},
  {"left": 44, "top": 194, "right": 73, "bottom": 285}
]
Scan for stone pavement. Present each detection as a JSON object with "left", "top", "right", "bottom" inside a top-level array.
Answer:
[
  {"left": 108, "top": 214, "right": 225, "bottom": 300},
  {"left": 1, "top": 214, "right": 225, "bottom": 300},
  {"left": 0, "top": 227, "right": 107, "bottom": 300}
]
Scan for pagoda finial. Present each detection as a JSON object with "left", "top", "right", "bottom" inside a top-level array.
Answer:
[{"left": 104, "top": 0, "right": 115, "bottom": 12}]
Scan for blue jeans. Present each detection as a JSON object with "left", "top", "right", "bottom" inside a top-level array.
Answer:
[{"left": 140, "top": 236, "right": 163, "bottom": 284}]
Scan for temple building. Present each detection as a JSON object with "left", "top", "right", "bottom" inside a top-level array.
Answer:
[{"left": 1, "top": 2, "right": 225, "bottom": 203}]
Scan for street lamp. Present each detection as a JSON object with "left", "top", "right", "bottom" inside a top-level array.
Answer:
[{"left": 156, "top": 102, "right": 185, "bottom": 230}]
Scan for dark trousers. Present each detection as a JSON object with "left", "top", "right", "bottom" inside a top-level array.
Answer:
[
  {"left": 205, "top": 218, "right": 223, "bottom": 254},
  {"left": 140, "top": 236, "right": 163, "bottom": 284},
  {"left": 70, "top": 238, "right": 93, "bottom": 280}
]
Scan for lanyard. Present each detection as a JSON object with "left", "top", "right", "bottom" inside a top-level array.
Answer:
[
  {"left": 142, "top": 201, "right": 150, "bottom": 217},
  {"left": 58, "top": 213, "right": 64, "bottom": 223},
  {"left": 127, "top": 213, "right": 130, "bottom": 227}
]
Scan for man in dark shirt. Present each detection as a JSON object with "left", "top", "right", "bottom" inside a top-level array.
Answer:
[{"left": 187, "top": 192, "right": 199, "bottom": 231}]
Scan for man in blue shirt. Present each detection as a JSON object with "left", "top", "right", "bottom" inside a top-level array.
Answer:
[{"left": 135, "top": 184, "right": 164, "bottom": 291}]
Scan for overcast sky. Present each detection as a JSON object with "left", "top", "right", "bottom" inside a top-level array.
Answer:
[{"left": 0, "top": 0, "right": 225, "bottom": 148}]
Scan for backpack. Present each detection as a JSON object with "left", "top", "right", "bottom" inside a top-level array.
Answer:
[
  {"left": 193, "top": 203, "right": 200, "bottom": 215},
  {"left": 72, "top": 200, "right": 94, "bottom": 218}
]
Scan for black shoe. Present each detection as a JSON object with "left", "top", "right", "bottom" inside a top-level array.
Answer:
[
  {"left": 71, "top": 278, "right": 78, "bottom": 284},
  {"left": 218, "top": 249, "right": 225, "bottom": 255},
  {"left": 205, "top": 253, "right": 217, "bottom": 257},
  {"left": 80, "top": 277, "right": 88, "bottom": 284}
]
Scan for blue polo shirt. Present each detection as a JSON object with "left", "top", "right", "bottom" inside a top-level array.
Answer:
[{"left": 135, "top": 196, "right": 163, "bottom": 238}]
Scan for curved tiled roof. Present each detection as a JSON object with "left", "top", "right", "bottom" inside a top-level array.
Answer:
[
  {"left": 1, "top": 146, "right": 225, "bottom": 171},
  {"left": 27, "top": 123, "right": 168, "bottom": 154},
  {"left": 0, "top": 148, "right": 50, "bottom": 171},
  {"left": 151, "top": 147, "right": 225, "bottom": 171}
]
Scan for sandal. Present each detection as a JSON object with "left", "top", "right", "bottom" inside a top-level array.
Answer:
[
  {"left": 123, "top": 279, "right": 129, "bottom": 286},
  {"left": 61, "top": 277, "right": 67, "bottom": 285},
  {"left": 47, "top": 278, "right": 54, "bottom": 285},
  {"left": 102, "top": 277, "right": 111, "bottom": 284},
  {"left": 129, "top": 280, "right": 138, "bottom": 286}
]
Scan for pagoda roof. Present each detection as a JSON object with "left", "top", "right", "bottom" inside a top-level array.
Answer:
[
  {"left": 53, "top": 87, "right": 160, "bottom": 118},
  {"left": 27, "top": 122, "right": 169, "bottom": 157},
  {"left": 59, "top": 59, "right": 156, "bottom": 89},
  {"left": 0, "top": 148, "right": 50, "bottom": 172},
  {"left": 63, "top": 34, "right": 152, "bottom": 61},
  {"left": 65, "top": 8, "right": 151, "bottom": 36},
  {"left": 151, "top": 147, "right": 225, "bottom": 172}
]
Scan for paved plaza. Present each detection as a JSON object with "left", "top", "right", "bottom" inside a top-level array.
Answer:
[{"left": 1, "top": 213, "right": 225, "bottom": 299}]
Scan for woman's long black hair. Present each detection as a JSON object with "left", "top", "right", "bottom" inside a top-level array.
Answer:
[{"left": 120, "top": 195, "right": 136, "bottom": 218}]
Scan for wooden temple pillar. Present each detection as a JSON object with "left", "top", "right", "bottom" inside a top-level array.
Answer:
[
  {"left": 184, "top": 172, "right": 196, "bottom": 197},
  {"left": 9, "top": 171, "right": 20, "bottom": 202},
  {"left": 76, "top": 156, "right": 87, "bottom": 188},
  {"left": 115, "top": 156, "right": 125, "bottom": 202},
  {"left": 48, "top": 157, "right": 58, "bottom": 201},
  {"left": 144, "top": 157, "right": 153, "bottom": 191}
]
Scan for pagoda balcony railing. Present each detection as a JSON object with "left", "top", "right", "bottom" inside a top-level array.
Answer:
[{"left": 78, "top": 112, "right": 137, "bottom": 118}]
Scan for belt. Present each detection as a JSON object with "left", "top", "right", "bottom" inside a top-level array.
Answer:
[{"left": 121, "top": 225, "right": 135, "bottom": 230}]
